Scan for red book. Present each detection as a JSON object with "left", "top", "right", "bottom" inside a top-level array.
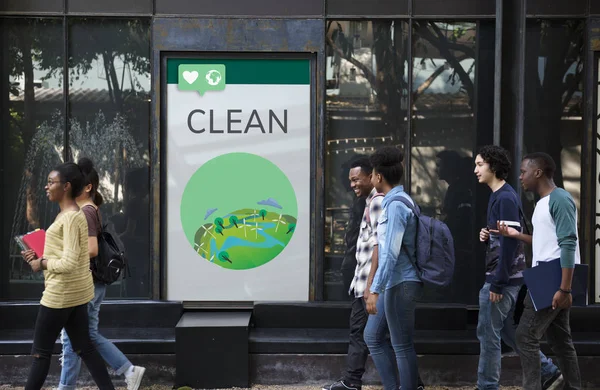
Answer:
[{"left": 22, "top": 229, "right": 46, "bottom": 258}]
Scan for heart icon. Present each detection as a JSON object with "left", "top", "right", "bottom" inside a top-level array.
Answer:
[{"left": 182, "top": 70, "right": 199, "bottom": 85}]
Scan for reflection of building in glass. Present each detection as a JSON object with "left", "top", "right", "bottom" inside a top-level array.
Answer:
[
  {"left": 523, "top": 21, "right": 584, "bottom": 213},
  {"left": 3, "top": 18, "right": 151, "bottom": 299},
  {"left": 0, "top": 9, "right": 592, "bottom": 307},
  {"left": 324, "top": 21, "right": 483, "bottom": 302}
]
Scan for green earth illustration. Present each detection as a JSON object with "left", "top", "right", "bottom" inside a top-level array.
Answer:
[{"left": 180, "top": 153, "right": 298, "bottom": 270}]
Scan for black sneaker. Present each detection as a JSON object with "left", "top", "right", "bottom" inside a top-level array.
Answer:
[
  {"left": 399, "top": 386, "right": 425, "bottom": 390},
  {"left": 542, "top": 370, "right": 564, "bottom": 390},
  {"left": 322, "top": 380, "right": 361, "bottom": 390}
]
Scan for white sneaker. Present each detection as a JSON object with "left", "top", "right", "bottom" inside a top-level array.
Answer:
[{"left": 125, "top": 365, "right": 146, "bottom": 390}]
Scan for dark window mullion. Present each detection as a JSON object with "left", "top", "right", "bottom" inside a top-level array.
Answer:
[
  {"left": 405, "top": 17, "right": 414, "bottom": 195},
  {"left": 63, "top": 15, "right": 69, "bottom": 161},
  {"left": 0, "top": 18, "right": 7, "bottom": 299}
]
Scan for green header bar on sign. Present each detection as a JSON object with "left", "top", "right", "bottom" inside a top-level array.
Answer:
[{"left": 167, "top": 58, "right": 310, "bottom": 85}]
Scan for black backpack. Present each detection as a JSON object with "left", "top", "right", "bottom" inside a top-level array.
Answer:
[{"left": 91, "top": 208, "right": 128, "bottom": 285}]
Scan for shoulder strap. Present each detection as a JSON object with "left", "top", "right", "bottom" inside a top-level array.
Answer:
[
  {"left": 510, "top": 187, "right": 531, "bottom": 235},
  {"left": 392, "top": 196, "right": 420, "bottom": 270},
  {"left": 395, "top": 196, "right": 420, "bottom": 217},
  {"left": 80, "top": 204, "right": 102, "bottom": 234},
  {"left": 507, "top": 187, "right": 532, "bottom": 235},
  {"left": 518, "top": 206, "right": 531, "bottom": 235},
  {"left": 91, "top": 205, "right": 103, "bottom": 234}
]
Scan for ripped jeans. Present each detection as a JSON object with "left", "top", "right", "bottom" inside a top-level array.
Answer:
[
  {"left": 25, "top": 303, "right": 114, "bottom": 390},
  {"left": 59, "top": 282, "right": 132, "bottom": 390}
]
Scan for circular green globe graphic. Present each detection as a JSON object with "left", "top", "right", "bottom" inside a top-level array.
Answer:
[{"left": 181, "top": 153, "right": 298, "bottom": 270}]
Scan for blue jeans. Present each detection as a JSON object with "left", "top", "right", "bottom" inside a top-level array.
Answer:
[
  {"left": 365, "top": 282, "right": 422, "bottom": 390},
  {"left": 477, "top": 283, "right": 558, "bottom": 390},
  {"left": 364, "top": 291, "right": 398, "bottom": 390},
  {"left": 59, "top": 283, "right": 132, "bottom": 390}
]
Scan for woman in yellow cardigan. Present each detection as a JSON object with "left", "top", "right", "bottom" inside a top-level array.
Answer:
[{"left": 21, "top": 162, "right": 114, "bottom": 390}]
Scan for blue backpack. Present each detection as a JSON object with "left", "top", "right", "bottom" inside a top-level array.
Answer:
[{"left": 395, "top": 197, "right": 455, "bottom": 288}]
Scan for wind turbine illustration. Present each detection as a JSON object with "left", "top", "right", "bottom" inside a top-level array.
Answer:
[
  {"left": 251, "top": 220, "right": 263, "bottom": 239},
  {"left": 239, "top": 218, "right": 248, "bottom": 238},
  {"left": 194, "top": 242, "right": 208, "bottom": 255},
  {"left": 272, "top": 214, "right": 287, "bottom": 232},
  {"left": 201, "top": 224, "right": 217, "bottom": 239}
]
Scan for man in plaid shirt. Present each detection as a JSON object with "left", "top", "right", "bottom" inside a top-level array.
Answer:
[{"left": 323, "top": 157, "right": 383, "bottom": 390}]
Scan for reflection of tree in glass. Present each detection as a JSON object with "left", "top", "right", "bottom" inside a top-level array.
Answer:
[
  {"left": 6, "top": 19, "right": 64, "bottom": 233},
  {"left": 215, "top": 226, "right": 224, "bottom": 236},
  {"left": 7, "top": 20, "right": 53, "bottom": 152},
  {"left": 7, "top": 20, "right": 151, "bottom": 213},
  {"left": 69, "top": 19, "right": 150, "bottom": 112},
  {"left": 327, "top": 20, "right": 583, "bottom": 190},
  {"left": 327, "top": 21, "right": 476, "bottom": 134},
  {"left": 214, "top": 217, "right": 224, "bottom": 229},
  {"left": 286, "top": 223, "right": 296, "bottom": 234},
  {"left": 70, "top": 114, "right": 142, "bottom": 203},
  {"left": 523, "top": 20, "right": 584, "bottom": 189},
  {"left": 229, "top": 215, "right": 239, "bottom": 228},
  {"left": 259, "top": 209, "right": 267, "bottom": 220},
  {"left": 218, "top": 251, "right": 232, "bottom": 263},
  {"left": 6, "top": 19, "right": 151, "bottom": 284},
  {"left": 10, "top": 19, "right": 150, "bottom": 146}
]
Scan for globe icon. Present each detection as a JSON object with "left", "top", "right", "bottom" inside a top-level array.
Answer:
[{"left": 206, "top": 70, "right": 222, "bottom": 86}]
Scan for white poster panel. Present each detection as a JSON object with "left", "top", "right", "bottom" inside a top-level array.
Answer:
[{"left": 165, "top": 58, "right": 311, "bottom": 301}]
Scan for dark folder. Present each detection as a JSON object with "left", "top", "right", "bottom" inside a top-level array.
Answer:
[{"left": 522, "top": 258, "right": 588, "bottom": 311}]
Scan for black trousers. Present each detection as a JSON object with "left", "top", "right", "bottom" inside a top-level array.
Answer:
[
  {"left": 341, "top": 256, "right": 357, "bottom": 297},
  {"left": 516, "top": 294, "right": 581, "bottom": 390},
  {"left": 25, "top": 303, "right": 115, "bottom": 390},
  {"left": 344, "top": 297, "right": 370, "bottom": 385}
]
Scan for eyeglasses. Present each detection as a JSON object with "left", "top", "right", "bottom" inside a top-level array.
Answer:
[{"left": 47, "top": 180, "right": 63, "bottom": 186}]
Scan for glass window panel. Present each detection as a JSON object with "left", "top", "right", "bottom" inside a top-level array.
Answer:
[
  {"left": 1, "top": 18, "right": 64, "bottom": 300},
  {"left": 411, "top": 21, "right": 479, "bottom": 304},
  {"left": 524, "top": 20, "right": 584, "bottom": 217},
  {"left": 325, "top": 20, "right": 410, "bottom": 300},
  {"left": 68, "top": 18, "right": 151, "bottom": 298}
]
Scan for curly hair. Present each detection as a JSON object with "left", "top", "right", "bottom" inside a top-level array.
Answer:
[
  {"left": 477, "top": 145, "right": 511, "bottom": 180},
  {"left": 369, "top": 146, "right": 404, "bottom": 185},
  {"left": 349, "top": 156, "right": 373, "bottom": 175}
]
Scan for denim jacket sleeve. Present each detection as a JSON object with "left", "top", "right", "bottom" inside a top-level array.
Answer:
[{"left": 370, "top": 201, "right": 410, "bottom": 294}]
